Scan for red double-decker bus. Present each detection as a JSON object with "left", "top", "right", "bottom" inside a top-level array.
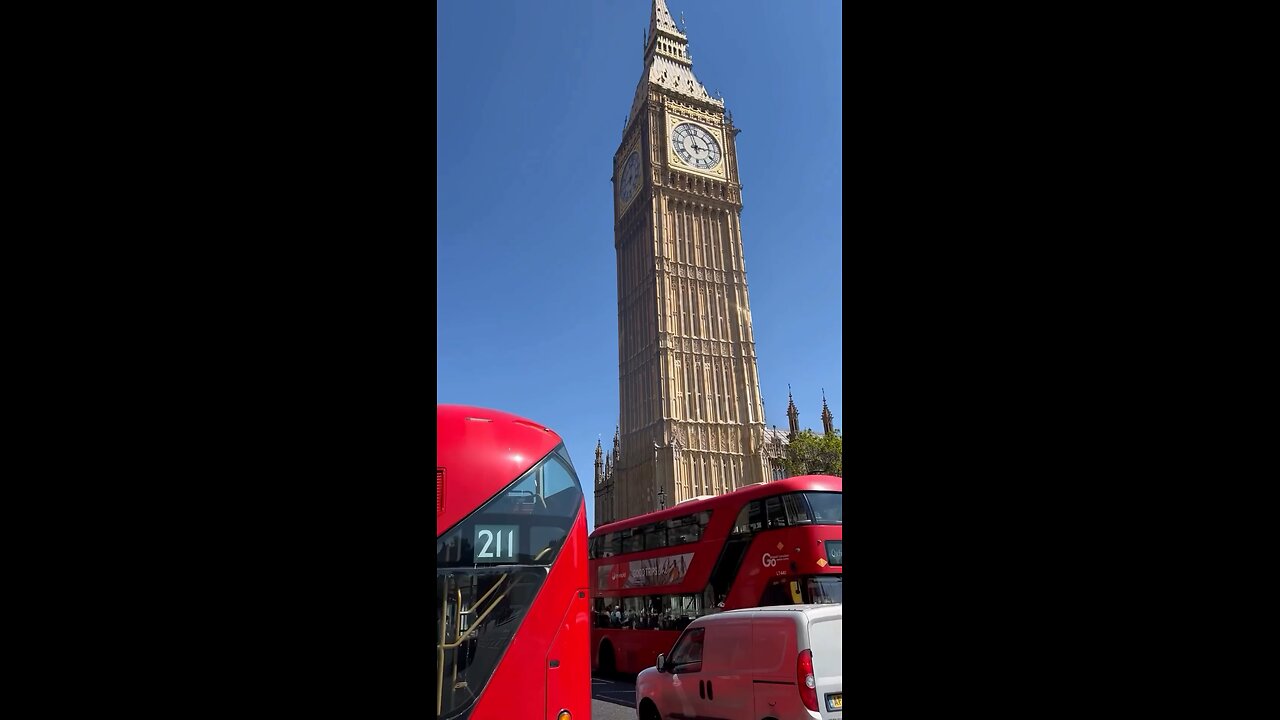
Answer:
[
  {"left": 588, "top": 475, "right": 842, "bottom": 675},
  {"left": 436, "top": 405, "right": 590, "bottom": 720}
]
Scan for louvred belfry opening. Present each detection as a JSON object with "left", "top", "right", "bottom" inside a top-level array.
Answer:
[{"left": 437, "top": 468, "right": 445, "bottom": 514}]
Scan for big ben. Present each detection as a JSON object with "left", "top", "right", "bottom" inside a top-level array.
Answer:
[{"left": 599, "top": 0, "right": 772, "bottom": 524}]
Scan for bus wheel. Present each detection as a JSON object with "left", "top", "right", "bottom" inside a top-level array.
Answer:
[{"left": 598, "top": 641, "right": 616, "bottom": 678}]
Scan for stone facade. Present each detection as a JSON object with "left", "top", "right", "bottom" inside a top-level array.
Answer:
[{"left": 595, "top": 0, "right": 774, "bottom": 526}]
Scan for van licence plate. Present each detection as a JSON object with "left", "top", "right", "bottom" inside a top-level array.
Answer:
[{"left": 827, "top": 693, "right": 842, "bottom": 711}]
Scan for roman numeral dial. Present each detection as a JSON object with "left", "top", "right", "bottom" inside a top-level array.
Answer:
[
  {"left": 619, "top": 151, "right": 642, "bottom": 204},
  {"left": 671, "top": 123, "right": 722, "bottom": 170}
]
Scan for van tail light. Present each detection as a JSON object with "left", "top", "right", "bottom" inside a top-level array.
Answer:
[{"left": 797, "top": 649, "right": 818, "bottom": 712}]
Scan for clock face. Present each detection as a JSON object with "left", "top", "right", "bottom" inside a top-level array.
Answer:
[
  {"left": 672, "top": 123, "right": 722, "bottom": 170},
  {"left": 619, "top": 151, "right": 642, "bottom": 204}
]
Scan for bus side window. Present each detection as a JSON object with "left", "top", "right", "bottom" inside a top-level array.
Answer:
[
  {"left": 783, "top": 493, "right": 812, "bottom": 524},
  {"left": 732, "top": 504, "right": 751, "bottom": 535},
  {"left": 666, "top": 517, "right": 684, "bottom": 546},
  {"left": 765, "top": 496, "right": 787, "bottom": 528},
  {"left": 623, "top": 528, "right": 643, "bottom": 554},
  {"left": 667, "top": 514, "right": 701, "bottom": 545},
  {"left": 603, "top": 533, "right": 621, "bottom": 557},
  {"left": 645, "top": 523, "right": 667, "bottom": 550},
  {"left": 685, "top": 522, "right": 701, "bottom": 543}
]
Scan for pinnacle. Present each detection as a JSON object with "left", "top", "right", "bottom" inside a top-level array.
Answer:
[{"left": 650, "top": 0, "right": 682, "bottom": 36}]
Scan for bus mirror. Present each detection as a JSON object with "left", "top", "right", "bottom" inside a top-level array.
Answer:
[{"left": 656, "top": 653, "right": 666, "bottom": 673}]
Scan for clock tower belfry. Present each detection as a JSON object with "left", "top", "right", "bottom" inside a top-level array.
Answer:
[{"left": 601, "top": 0, "right": 771, "bottom": 524}]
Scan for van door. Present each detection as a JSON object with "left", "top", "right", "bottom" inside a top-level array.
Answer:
[
  {"left": 700, "top": 616, "right": 752, "bottom": 719},
  {"left": 750, "top": 616, "right": 803, "bottom": 720},
  {"left": 807, "top": 612, "right": 843, "bottom": 718},
  {"left": 664, "top": 625, "right": 706, "bottom": 720}
]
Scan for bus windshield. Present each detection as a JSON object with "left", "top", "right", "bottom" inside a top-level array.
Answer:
[
  {"left": 804, "top": 492, "right": 841, "bottom": 524},
  {"left": 804, "top": 575, "right": 842, "bottom": 604}
]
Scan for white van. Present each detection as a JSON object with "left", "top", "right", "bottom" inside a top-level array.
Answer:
[{"left": 635, "top": 604, "right": 842, "bottom": 720}]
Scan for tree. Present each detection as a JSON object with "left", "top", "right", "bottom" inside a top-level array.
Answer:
[{"left": 780, "top": 429, "right": 842, "bottom": 477}]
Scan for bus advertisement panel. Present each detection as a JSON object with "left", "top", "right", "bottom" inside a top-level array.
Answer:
[{"left": 596, "top": 552, "right": 695, "bottom": 590}]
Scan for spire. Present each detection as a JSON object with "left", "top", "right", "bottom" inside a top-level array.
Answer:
[
  {"left": 786, "top": 383, "right": 800, "bottom": 439},
  {"left": 649, "top": 0, "right": 681, "bottom": 40},
  {"left": 624, "top": 0, "right": 721, "bottom": 133},
  {"left": 594, "top": 437, "right": 604, "bottom": 485},
  {"left": 821, "top": 388, "right": 834, "bottom": 436},
  {"left": 645, "top": 0, "right": 689, "bottom": 66}
]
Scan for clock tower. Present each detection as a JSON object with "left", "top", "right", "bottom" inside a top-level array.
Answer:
[{"left": 599, "top": 0, "right": 771, "bottom": 524}]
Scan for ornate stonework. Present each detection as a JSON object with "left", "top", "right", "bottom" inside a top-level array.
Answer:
[{"left": 596, "top": 0, "right": 771, "bottom": 525}]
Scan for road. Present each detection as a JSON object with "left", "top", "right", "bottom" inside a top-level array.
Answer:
[{"left": 591, "top": 674, "right": 637, "bottom": 720}]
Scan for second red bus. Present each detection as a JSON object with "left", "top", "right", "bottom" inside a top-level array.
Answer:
[{"left": 588, "top": 475, "right": 842, "bottom": 675}]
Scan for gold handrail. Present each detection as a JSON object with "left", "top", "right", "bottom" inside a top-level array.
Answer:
[
  {"left": 452, "top": 587, "right": 462, "bottom": 694},
  {"left": 472, "top": 573, "right": 508, "bottom": 609},
  {"left": 436, "top": 546, "right": 559, "bottom": 715},
  {"left": 437, "top": 574, "right": 450, "bottom": 716},
  {"left": 439, "top": 573, "right": 540, "bottom": 650}
]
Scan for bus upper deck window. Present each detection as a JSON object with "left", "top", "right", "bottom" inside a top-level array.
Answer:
[
  {"left": 783, "top": 493, "right": 812, "bottom": 524},
  {"left": 804, "top": 492, "right": 842, "bottom": 524},
  {"left": 765, "top": 496, "right": 786, "bottom": 528}
]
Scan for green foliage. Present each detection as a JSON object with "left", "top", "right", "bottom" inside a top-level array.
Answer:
[{"left": 781, "top": 429, "right": 842, "bottom": 477}]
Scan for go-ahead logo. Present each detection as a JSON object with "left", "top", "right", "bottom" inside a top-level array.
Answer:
[{"left": 762, "top": 552, "right": 791, "bottom": 567}]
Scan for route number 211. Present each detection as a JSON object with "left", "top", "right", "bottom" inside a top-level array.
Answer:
[{"left": 474, "top": 524, "right": 518, "bottom": 563}]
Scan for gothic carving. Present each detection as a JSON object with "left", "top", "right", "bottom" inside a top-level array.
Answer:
[
  {"left": 666, "top": 97, "right": 724, "bottom": 125},
  {"left": 610, "top": 0, "right": 770, "bottom": 518}
]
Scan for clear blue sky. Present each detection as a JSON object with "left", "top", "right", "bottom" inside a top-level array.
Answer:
[{"left": 437, "top": 0, "right": 842, "bottom": 532}]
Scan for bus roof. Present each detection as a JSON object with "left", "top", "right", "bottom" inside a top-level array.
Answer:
[
  {"left": 437, "top": 404, "right": 566, "bottom": 533},
  {"left": 590, "top": 474, "right": 840, "bottom": 537}
]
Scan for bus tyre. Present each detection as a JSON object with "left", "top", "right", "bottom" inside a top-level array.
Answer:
[{"left": 598, "top": 641, "right": 616, "bottom": 677}]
